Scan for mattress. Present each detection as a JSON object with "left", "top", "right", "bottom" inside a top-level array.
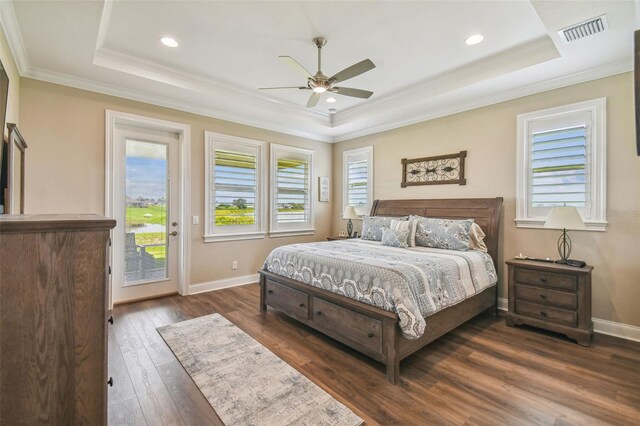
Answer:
[{"left": 264, "top": 239, "right": 497, "bottom": 339}]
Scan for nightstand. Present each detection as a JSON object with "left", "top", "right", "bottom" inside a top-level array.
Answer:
[{"left": 505, "top": 259, "right": 593, "bottom": 346}]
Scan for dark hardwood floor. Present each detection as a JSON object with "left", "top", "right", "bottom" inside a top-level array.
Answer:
[{"left": 108, "top": 284, "right": 640, "bottom": 425}]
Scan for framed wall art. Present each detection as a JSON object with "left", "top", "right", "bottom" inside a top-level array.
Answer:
[{"left": 401, "top": 150, "right": 466, "bottom": 187}]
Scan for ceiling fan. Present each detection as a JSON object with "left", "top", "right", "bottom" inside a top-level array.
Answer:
[{"left": 259, "top": 37, "right": 376, "bottom": 108}]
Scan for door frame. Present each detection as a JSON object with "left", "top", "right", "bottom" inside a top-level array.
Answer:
[{"left": 105, "top": 110, "right": 191, "bottom": 308}]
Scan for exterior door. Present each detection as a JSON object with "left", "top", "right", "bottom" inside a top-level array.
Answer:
[{"left": 112, "top": 124, "right": 180, "bottom": 303}]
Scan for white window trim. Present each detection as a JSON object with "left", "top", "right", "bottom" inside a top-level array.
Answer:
[
  {"left": 515, "top": 98, "right": 607, "bottom": 231},
  {"left": 204, "top": 132, "right": 266, "bottom": 243},
  {"left": 342, "top": 146, "right": 374, "bottom": 216},
  {"left": 270, "top": 143, "right": 315, "bottom": 237}
]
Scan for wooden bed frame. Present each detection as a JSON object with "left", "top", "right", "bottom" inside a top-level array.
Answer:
[{"left": 259, "top": 197, "right": 503, "bottom": 384}]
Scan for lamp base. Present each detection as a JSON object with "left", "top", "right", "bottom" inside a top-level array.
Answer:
[
  {"left": 347, "top": 219, "right": 353, "bottom": 237},
  {"left": 556, "top": 258, "right": 587, "bottom": 267}
]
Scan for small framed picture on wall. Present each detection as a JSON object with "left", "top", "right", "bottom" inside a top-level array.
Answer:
[{"left": 319, "top": 176, "right": 329, "bottom": 202}]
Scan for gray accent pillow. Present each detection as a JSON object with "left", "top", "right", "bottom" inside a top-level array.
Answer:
[
  {"left": 413, "top": 216, "right": 474, "bottom": 251},
  {"left": 381, "top": 227, "right": 410, "bottom": 248},
  {"left": 361, "top": 215, "right": 406, "bottom": 241}
]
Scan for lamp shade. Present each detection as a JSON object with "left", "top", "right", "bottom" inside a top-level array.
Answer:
[
  {"left": 544, "top": 206, "right": 586, "bottom": 230},
  {"left": 343, "top": 205, "right": 359, "bottom": 220}
]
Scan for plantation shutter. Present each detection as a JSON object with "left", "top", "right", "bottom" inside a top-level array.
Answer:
[
  {"left": 530, "top": 126, "right": 588, "bottom": 208},
  {"left": 213, "top": 149, "right": 258, "bottom": 226},
  {"left": 275, "top": 157, "right": 309, "bottom": 224},
  {"left": 346, "top": 158, "right": 369, "bottom": 210}
]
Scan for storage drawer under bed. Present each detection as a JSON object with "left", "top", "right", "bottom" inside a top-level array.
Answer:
[{"left": 265, "top": 279, "right": 309, "bottom": 321}]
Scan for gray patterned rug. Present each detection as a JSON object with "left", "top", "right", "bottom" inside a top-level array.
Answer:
[{"left": 157, "top": 313, "right": 363, "bottom": 426}]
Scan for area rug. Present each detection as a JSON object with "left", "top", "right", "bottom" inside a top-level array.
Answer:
[{"left": 157, "top": 313, "right": 363, "bottom": 426}]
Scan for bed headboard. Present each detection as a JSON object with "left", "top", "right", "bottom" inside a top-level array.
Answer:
[{"left": 370, "top": 198, "right": 503, "bottom": 267}]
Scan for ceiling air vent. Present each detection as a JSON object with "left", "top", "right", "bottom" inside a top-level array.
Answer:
[{"left": 558, "top": 15, "right": 609, "bottom": 43}]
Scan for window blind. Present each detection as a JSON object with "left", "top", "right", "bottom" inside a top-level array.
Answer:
[
  {"left": 531, "top": 126, "right": 587, "bottom": 208},
  {"left": 275, "top": 158, "right": 309, "bottom": 224},
  {"left": 213, "top": 149, "right": 257, "bottom": 226},
  {"left": 346, "top": 158, "right": 369, "bottom": 209}
]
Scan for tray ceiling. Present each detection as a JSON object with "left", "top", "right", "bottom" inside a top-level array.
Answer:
[{"left": 1, "top": 0, "right": 637, "bottom": 142}]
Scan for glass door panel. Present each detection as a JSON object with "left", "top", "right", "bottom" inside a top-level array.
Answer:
[{"left": 124, "top": 139, "right": 169, "bottom": 285}]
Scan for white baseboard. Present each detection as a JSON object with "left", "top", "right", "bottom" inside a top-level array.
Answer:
[
  {"left": 592, "top": 318, "right": 640, "bottom": 343},
  {"left": 189, "top": 273, "right": 259, "bottom": 295},
  {"left": 497, "top": 297, "right": 640, "bottom": 343}
]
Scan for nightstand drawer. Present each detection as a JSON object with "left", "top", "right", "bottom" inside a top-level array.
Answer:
[
  {"left": 515, "top": 300, "right": 577, "bottom": 327},
  {"left": 515, "top": 268, "right": 577, "bottom": 292},
  {"left": 515, "top": 284, "right": 577, "bottom": 310}
]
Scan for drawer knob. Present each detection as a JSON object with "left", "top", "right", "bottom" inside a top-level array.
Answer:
[
  {"left": 540, "top": 294, "right": 547, "bottom": 299},
  {"left": 540, "top": 277, "right": 548, "bottom": 283},
  {"left": 299, "top": 303, "right": 305, "bottom": 308},
  {"left": 267, "top": 290, "right": 273, "bottom": 294},
  {"left": 540, "top": 311, "right": 547, "bottom": 317},
  {"left": 107, "top": 377, "right": 114, "bottom": 387},
  {"left": 367, "top": 332, "right": 374, "bottom": 338},
  {"left": 316, "top": 311, "right": 322, "bottom": 316}
]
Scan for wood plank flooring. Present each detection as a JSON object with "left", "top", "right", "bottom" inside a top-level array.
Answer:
[{"left": 108, "top": 284, "right": 640, "bottom": 425}]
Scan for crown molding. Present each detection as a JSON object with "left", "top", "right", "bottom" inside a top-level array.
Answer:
[
  {"left": 332, "top": 58, "right": 631, "bottom": 142},
  {"left": 332, "top": 35, "right": 560, "bottom": 128},
  {"left": 2, "top": 1, "right": 633, "bottom": 144},
  {"left": 22, "top": 66, "right": 333, "bottom": 142},
  {"left": 0, "top": 0, "right": 29, "bottom": 74}
]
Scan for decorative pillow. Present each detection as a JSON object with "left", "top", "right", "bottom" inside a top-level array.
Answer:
[
  {"left": 413, "top": 216, "right": 474, "bottom": 251},
  {"left": 361, "top": 215, "right": 406, "bottom": 241},
  {"left": 469, "top": 222, "right": 488, "bottom": 252},
  {"left": 381, "top": 227, "right": 410, "bottom": 248},
  {"left": 390, "top": 219, "right": 418, "bottom": 247}
]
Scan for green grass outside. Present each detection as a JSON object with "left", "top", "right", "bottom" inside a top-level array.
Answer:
[
  {"left": 132, "top": 232, "right": 166, "bottom": 261},
  {"left": 126, "top": 205, "right": 167, "bottom": 225}
]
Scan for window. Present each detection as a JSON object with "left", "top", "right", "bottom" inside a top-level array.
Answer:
[
  {"left": 270, "top": 144, "right": 314, "bottom": 237},
  {"left": 343, "top": 146, "right": 373, "bottom": 215},
  {"left": 204, "top": 132, "right": 265, "bottom": 242},
  {"left": 515, "top": 98, "right": 606, "bottom": 231}
]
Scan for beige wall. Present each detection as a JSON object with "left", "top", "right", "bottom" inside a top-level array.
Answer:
[
  {"left": 19, "top": 78, "right": 333, "bottom": 289},
  {"left": 332, "top": 72, "right": 640, "bottom": 327},
  {"left": 1, "top": 26, "right": 20, "bottom": 136}
]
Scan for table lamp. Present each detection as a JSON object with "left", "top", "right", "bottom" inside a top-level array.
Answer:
[
  {"left": 343, "top": 205, "right": 359, "bottom": 237},
  {"left": 544, "top": 206, "right": 586, "bottom": 264}
]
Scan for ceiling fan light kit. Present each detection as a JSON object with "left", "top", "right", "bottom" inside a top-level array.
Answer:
[{"left": 259, "top": 37, "right": 376, "bottom": 108}]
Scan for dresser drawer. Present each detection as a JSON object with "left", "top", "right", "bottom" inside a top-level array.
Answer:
[
  {"left": 312, "top": 298, "right": 382, "bottom": 353},
  {"left": 515, "top": 284, "right": 577, "bottom": 310},
  {"left": 515, "top": 268, "right": 577, "bottom": 292},
  {"left": 265, "top": 280, "right": 309, "bottom": 321},
  {"left": 515, "top": 300, "right": 577, "bottom": 327}
]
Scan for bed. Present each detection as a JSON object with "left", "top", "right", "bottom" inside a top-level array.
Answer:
[{"left": 259, "top": 198, "right": 503, "bottom": 384}]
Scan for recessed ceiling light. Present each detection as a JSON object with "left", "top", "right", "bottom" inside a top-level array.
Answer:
[
  {"left": 161, "top": 37, "right": 179, "bottom": 48},
  {"left": 326, "top": 97, "right": 337, "bottom": 103},
  {"left": 465, "top": 34, "right": 484, "bottom": 46}
]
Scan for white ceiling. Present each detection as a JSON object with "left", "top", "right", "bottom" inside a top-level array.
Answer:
[{"left": 1, "top": 0, "right": 638, "bottom": 142}]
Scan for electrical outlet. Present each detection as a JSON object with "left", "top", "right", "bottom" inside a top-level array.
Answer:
[
  {"left": 192, "top": 216, "right": 199, "bottom": 225},
  {"left": 232, "top": 260, "right": 238, "bottom": 270}
]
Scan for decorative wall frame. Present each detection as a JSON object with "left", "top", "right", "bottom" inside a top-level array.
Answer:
[
  {"left": 318, "top": 176, "right": 329, "bottom": 202},
  {"left": 401, "top": 150, "right": 466, "bottom": 187}
]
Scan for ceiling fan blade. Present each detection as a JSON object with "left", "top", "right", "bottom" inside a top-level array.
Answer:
[
  {"left": 259, "top": 86, "right": 309, "bottom": 90},
  {"left": 333, "top": 87, "right": 373, "bottom": 99},
  {"left": 279, "top": 56, "right": 313, "bottom": 78},
  {"left": 306, "top": 92, "right": 321, "bottom": 108},
  {"left": 329, "top": 59, "right": 375, "bottom": 83}
]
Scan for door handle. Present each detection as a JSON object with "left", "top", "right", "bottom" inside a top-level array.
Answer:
[{"left": 170, "top": 231, "right": 178, "bottom": 236}]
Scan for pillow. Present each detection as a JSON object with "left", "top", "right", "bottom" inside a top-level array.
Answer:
[
  {"left": 469, "top": 222, "right": 488, "bottom": 252},
  {"left": 361, "top": 215, "right": 406, "bottom": 241},
  {"left": 390, "top": 218, "right": 417, "bottom": 247},
  {"left": 413, "top": 217, "right": 474, "bottom": 251},
  {"left": 381, "top": 227, "right": 410, "bottom": 248}
]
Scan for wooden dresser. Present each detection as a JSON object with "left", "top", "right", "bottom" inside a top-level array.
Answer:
[
  {"left": 0, "top": 214, "right": 116, "bottom": 424},
  {"left": 505, "top": 259, "right": 593, "bottom": 346}
]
